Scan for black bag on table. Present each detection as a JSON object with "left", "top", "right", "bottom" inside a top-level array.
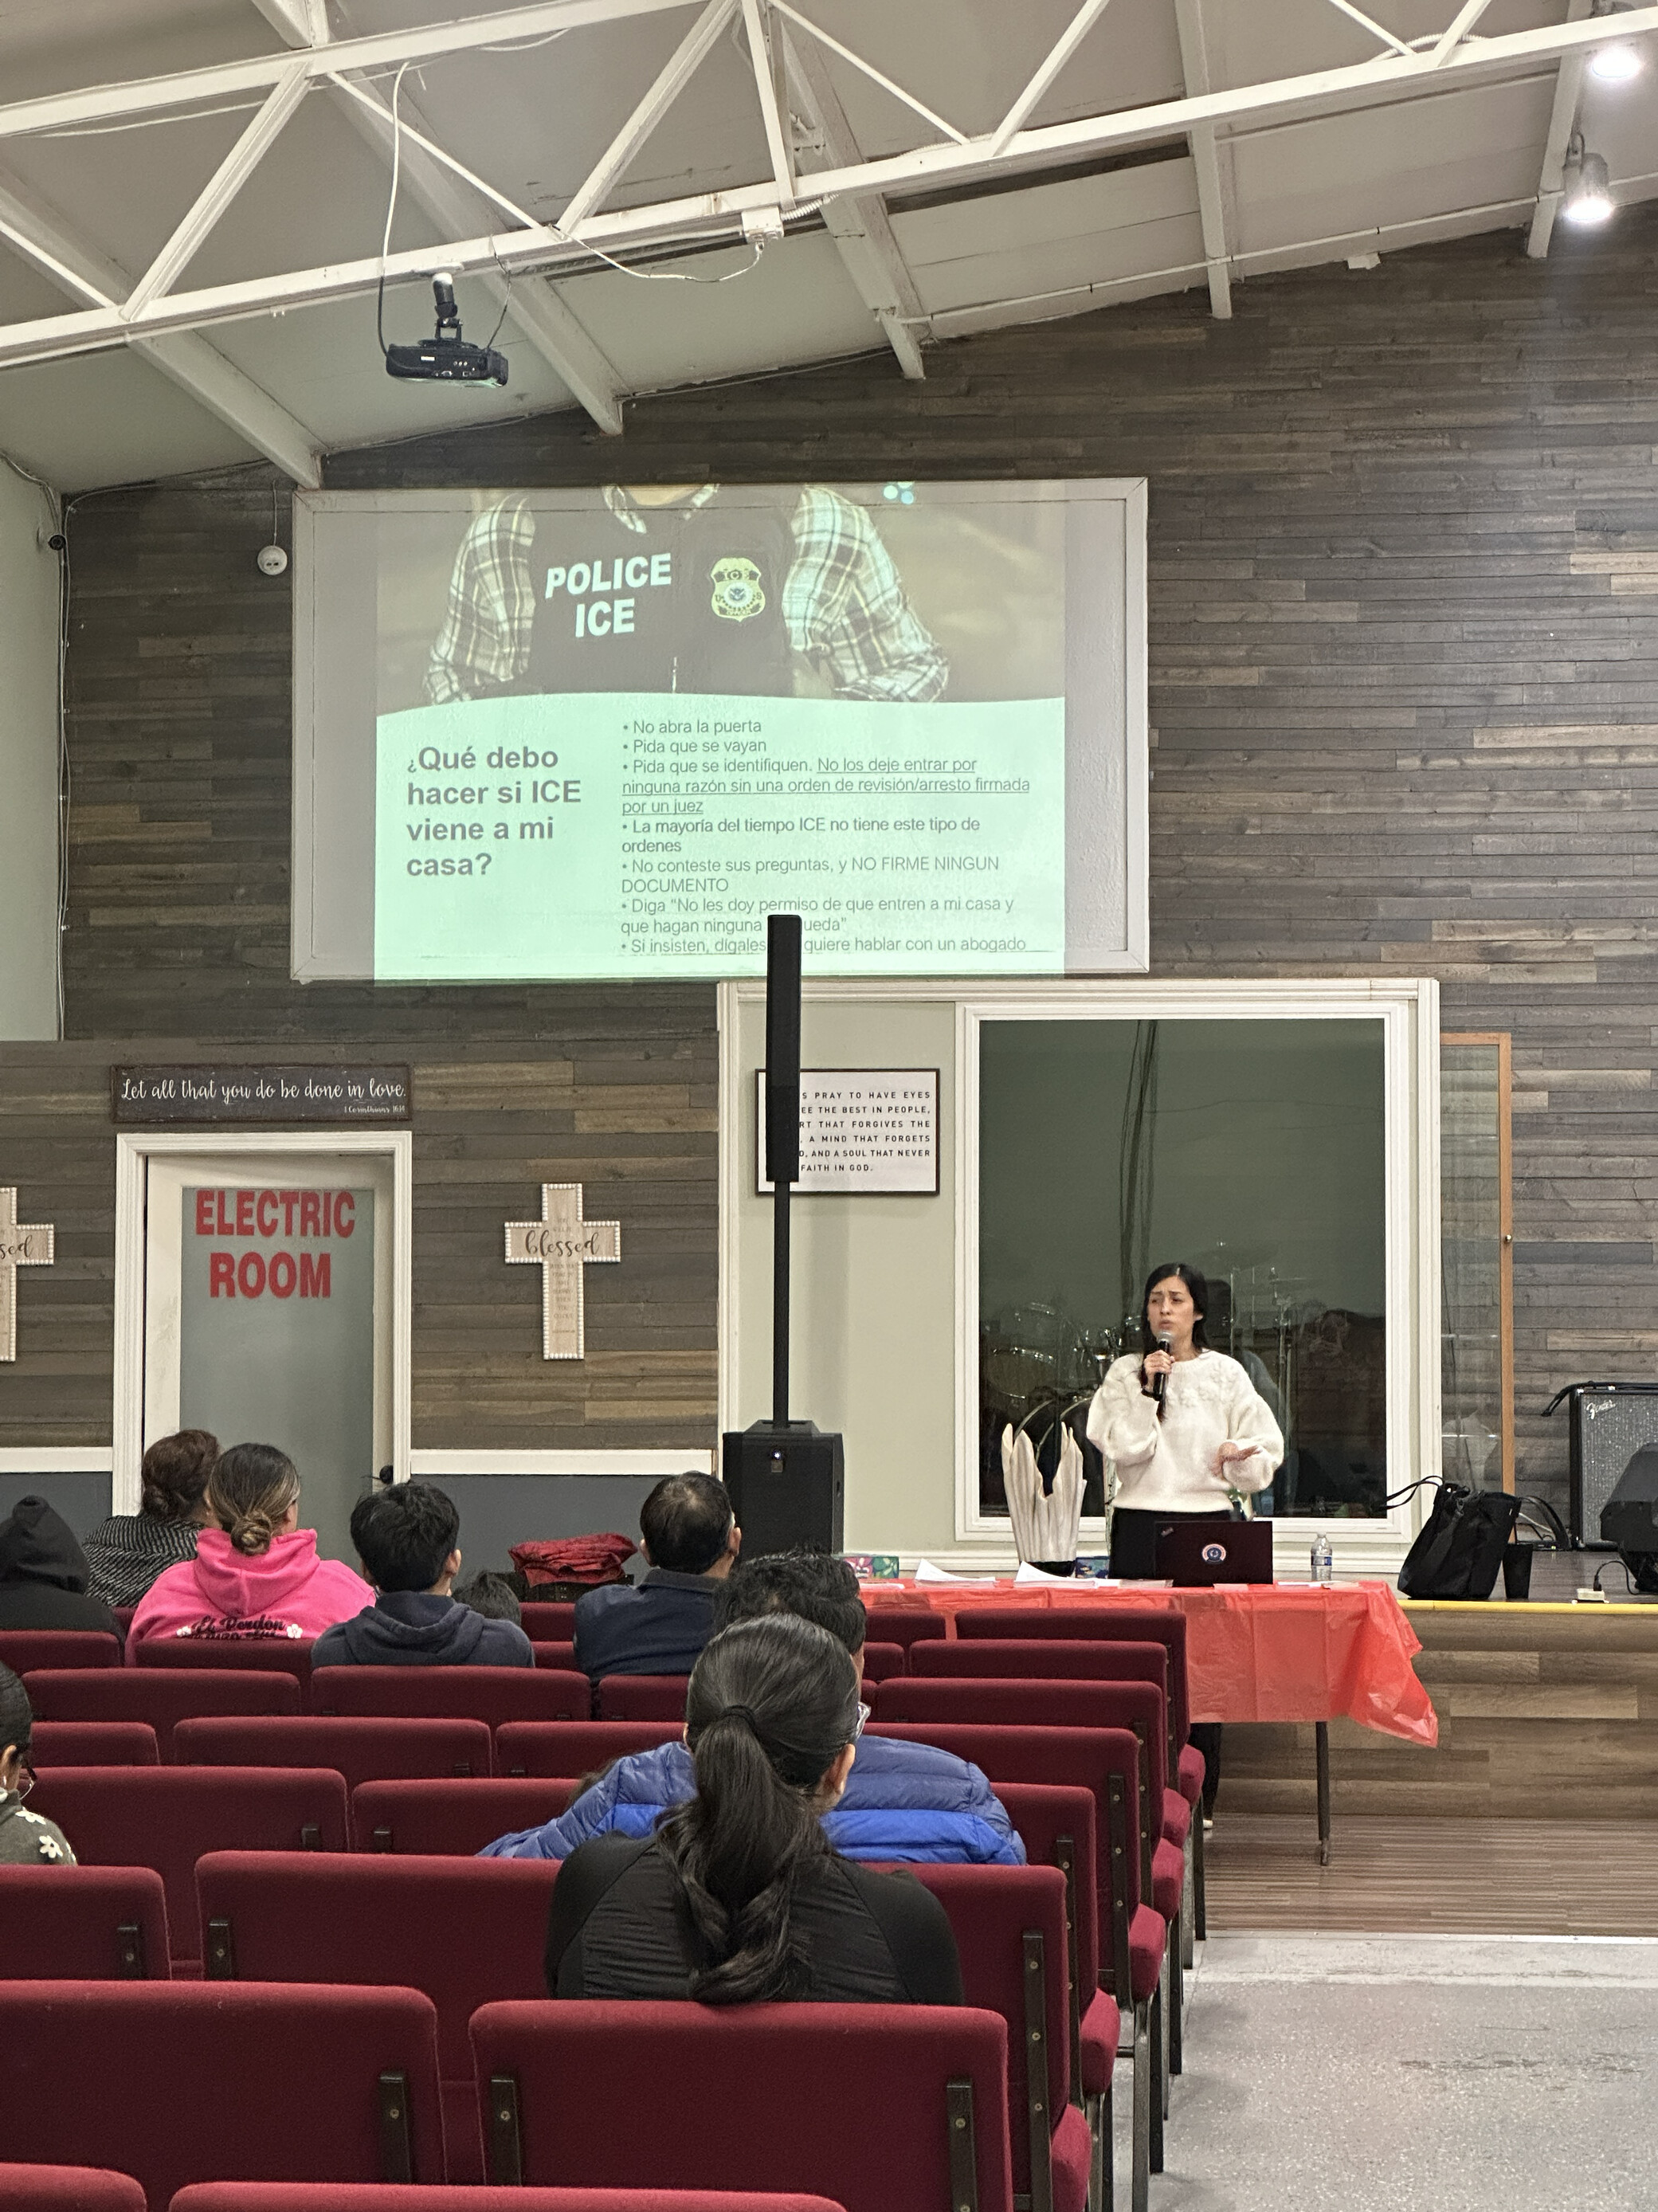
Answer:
[{"left": 1396, "top": 1481, "right": 1522, "bottom": 1599}]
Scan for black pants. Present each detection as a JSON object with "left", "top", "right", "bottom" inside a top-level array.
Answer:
[{"left": 1110, "top": 1505, "right": 1229, "bottom": 1815}]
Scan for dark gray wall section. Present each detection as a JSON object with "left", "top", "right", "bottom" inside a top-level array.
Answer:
[{"left": 0, "top": 1473, "right": 113, "bottom": 1545}]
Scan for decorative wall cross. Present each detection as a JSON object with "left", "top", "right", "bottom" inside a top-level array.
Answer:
[
  {"left": 0, "top": 1189, "right": 55, "bottom": 1363},
  {"left": 504, "top": 1182, "right": 621, "bottom": 1359}
]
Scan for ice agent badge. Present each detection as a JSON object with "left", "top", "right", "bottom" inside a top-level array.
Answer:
[{"left": 710, "top": 555, "right": 766, "bottom": 622}]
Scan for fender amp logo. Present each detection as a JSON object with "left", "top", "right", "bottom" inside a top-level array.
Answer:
[{"left": 710, "top": 555, "right": 765, "bottom": 621}]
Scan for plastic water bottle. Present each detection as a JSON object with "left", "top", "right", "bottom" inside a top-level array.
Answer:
[{"left": 1311, "top": 1534, "right": 1334, "bottom": 1585}]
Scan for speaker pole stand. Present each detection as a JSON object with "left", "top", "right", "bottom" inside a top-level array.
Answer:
[{"left": 721, "top": 912, "right": 845, "bottom": 1558}]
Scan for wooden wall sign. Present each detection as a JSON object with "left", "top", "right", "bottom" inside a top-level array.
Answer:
[
  {"left": 0, "top": 1189, "right": 55, "bottom": 1362},
  {"left": 505, "top": 1183, "right": 621, "bottom": 1359},
  {"left": 756, "top": 1069, "right": 940, "bottom": 1195},
  {"left": 112, "top": 1065, "right": 412, "bottom": 1124}
]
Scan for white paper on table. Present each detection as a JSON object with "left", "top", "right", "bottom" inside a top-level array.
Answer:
[
  {"left": 1014, "top": 1560, "right": 1079, "bottom": 1584},
  {"left": 913, "top": 1558, "right": 998, "bottom": 1585}
]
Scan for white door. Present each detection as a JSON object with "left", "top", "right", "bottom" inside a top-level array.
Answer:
[{"left": 140, "top": 1148, "right": 398, "bottom": 1564}]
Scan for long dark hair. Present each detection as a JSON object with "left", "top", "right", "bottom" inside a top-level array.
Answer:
[
  {"left": 657, "top": 1613, "right": 860, "bottom": 2006},
  {"left": 1139, "top": 1262, "right": 1209, "bottom": 1411}
]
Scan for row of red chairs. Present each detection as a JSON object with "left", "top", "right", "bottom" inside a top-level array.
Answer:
[
  {"left": 0, "top": 2183, "right": 845, "bottom": 2212},
  {"left": 4, "top": 1984, "right": 1005, "bottom": 2212},
  {"left": 2, "top": 1847, "right": 1088, "bottom": 2207}
]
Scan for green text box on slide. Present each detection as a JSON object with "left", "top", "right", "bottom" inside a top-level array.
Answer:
[{"left": 375, "top": 692, "right": 1067, "bottom": 979}]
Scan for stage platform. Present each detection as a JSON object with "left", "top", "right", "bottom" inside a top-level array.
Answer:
[{"left": 1227, "top": 1583, "right": 1658, "bottom": 1821}]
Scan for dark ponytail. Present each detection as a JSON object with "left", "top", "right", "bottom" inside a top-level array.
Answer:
[{"left": 657, "top": 1613, "right": 860, "bottom": 2006}]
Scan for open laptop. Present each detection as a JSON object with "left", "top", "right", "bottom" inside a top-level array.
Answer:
[{"left": 1155, "top": 1519, "right": 1274, "bottom": 1586}]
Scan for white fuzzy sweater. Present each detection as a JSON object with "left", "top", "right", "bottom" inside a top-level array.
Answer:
[{"left": 1086, "top": 1350, "right": 1284, "bottom": 1516}]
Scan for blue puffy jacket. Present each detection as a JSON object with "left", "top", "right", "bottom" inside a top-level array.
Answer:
[{"left": 479, "top": 1735, "right": 1025, "bottom": 1865}]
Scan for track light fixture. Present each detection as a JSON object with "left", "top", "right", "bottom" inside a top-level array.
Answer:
[
  {"left": 1562, "top": 133, "right": 1616, "bottom": 226},
  {"left": 1588, "top": 2, "right": 1644, "bottom": 83}
]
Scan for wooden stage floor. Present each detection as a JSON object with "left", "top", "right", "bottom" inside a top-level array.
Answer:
[{"left": 1206, "top": 1813, "right": 1658, "bottom": 1936}]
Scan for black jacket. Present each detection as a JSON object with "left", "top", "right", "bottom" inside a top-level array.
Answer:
[
  {"left": 572, "top": 1567, "right": 719, "bottom": 1683},
  {"left": 0, "top": 1496, "right": 119, "bottom": 1635},
  {"left": 311, "top": 1590, "right": 535, "bottom": 1668},
  {"left": 545, "top": 1834, "right": 963, "bottom": 2004}
]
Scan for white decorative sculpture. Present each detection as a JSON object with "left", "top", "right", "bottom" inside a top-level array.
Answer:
[
  {"left": 504, "top": 1183, "right": 621, "bottom": 1360},
  {"left": 1001, "top": 1421, "right": 1087, "bottom": 1567},
  {"left": 0, "top": 1189, "right": 54, "bottom": 1363}
]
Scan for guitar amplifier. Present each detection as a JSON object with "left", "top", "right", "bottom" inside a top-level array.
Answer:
[{"left": 1551, "top": 1383, "right": 1658, "bottom": 1544}]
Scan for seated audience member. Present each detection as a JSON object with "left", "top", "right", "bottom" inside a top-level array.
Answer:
[
  {"left": 545, "top": 1613, "right": 962, "bottom": 2004},
  {"left": 572, "top": 1471, "right": 740, "bottom": 1683},
  {"left": 127, "top": 1442, "right": 371, "bottom": 1653},
  {"left": 0, "top": 1663, "right": 76, "bottom": 1865},
  {"left": 313, "top": 1483, "right": 533, "bottom": 1668},
  {"left": 451, "top": 1569, "right": 523, "bottom": 1622},
  {"left": 485, "top": 1548, "right": 1023, "bottom": 1865},
  {"left": 82, "top": 1428, "right": 218, "bottom": 1608},
  {"left": 0, "top": 1496, "right": 119, "bottom": 1636}
]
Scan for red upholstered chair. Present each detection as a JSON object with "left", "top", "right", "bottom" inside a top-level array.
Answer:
[
  {"left": 469, "top": 2000, "right": 1014, "bottom": 2212},
  {"left": 0, "top": 1630, "right": 120, "bottom": 1673},
  {"left": 25, "top": 1766, "right": 349, "bottom": 1974},
  {"left": 953, "top": 1608, "right": 1205, "bottom": 1943},
  {"left": 518, "top": 1602, "right": 577, "bottom": 1641},
  {"left": 175, "top": 1716, "right": 493, "bottom": 1786},
  {"left": 311, "top": 1668, "right": 590, "bottom": 1727},
  {"left": 858, "top": 1641, "right": 906, "bottom": 1683},
  {"left": 195, "top": 1850, "right": 562, "bottom": 2182},
  {"left": 0, "top": 1865, "right": 171, "bottom": 1979},
  {"left": 351, "top": 1777, "right": 578, "bottom": 1855},
  {"left": 171, "top": 2189, "right": 849, "bottom": 2212},
  {"left": 0, "top": 1982, "right": 443, "bottom": 2207},
  {"left": 134, "top": 1638, "right": 315, "bottom": 1694},
  {"left": 0, "top": 2165, "right": 145, "bottom": 2211},
  {"left": 873, "top": 1677, "right": 1188, "bottom": 2073},
  {"left": 996, "top": 1786, "right": 1118, "bottom": 2212},
  {"left": 595, "top": 1676, "right": 688, "bottom": 1722},
  {"left": 856, "top": 1607, "right": 946, "bottom": 1650},
  {"left": 24, "top": 1669, "right": 301, "bottom": 1763},
  {"left": 871, "top": 1722, "right": 1163, "bottom": 2210},
  {"left": 529, "top": 1641, "right": 578, "bottom": 1670},
  {"left": 495, "top": 1720, "right": 680, "bottom": 1778},
  {"left": 901, "top": 1864, "right": 1088, "bottom": 2212},
  {"left": 32, "top": 1720, "right": 160, "bottom": 1766}
]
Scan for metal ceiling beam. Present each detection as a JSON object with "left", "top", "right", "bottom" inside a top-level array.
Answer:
[
  {"left": 559, "top": 0, "right": 738, "bottom": 232},
  {"left": 0, "top": 0, "right": 709, "bottom": 142},
  {"left": 782, "top": 25, "right": 926, "bottom": 378},
  {"left": 740, "top": 0, "right": 796, "bottom": 202},
  {"left": 990, "top": 0, "right": 1115, "bottom": 158},
  {"left": 1527, "top": 0, "right": 1593, "bottom": 258},
  {"left": 1174, "top": 0, "right": 1231, "bottom": 320},
  {"left": 123, "top": 64, "right": 310, "bottom": 319},
  {"left": 1428, "top": 0, "right": 1497, "bottom": 65},
  {"left": 248, "top": 0, "right": 330, "bottom": 41},
  {"left": 0, "top": 163, "right": 322, "bottom": 483},
  {"left": 3, "top": 2, "right": 1656, "bottom": 371},
  {"left": 249, "top": 0, "right": 630, "bottom": 441}
]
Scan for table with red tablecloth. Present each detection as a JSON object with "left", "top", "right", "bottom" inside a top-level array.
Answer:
[{"left": 862, "top": 1579, "right": 1438, "bottom": 1856}]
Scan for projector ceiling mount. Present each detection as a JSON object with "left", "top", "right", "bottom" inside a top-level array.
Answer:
[{"left": 384, "top": 271, "right": 509, "bottom": 387}]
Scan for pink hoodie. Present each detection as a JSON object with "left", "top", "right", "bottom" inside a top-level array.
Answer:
[{"left": 126, "top": 1528, "right": 371, "bottom": 1657}]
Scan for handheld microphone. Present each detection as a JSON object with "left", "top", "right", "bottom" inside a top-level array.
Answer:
[{"left": 1150, "top": 1333, "right": 1173, "bottom": 1405}]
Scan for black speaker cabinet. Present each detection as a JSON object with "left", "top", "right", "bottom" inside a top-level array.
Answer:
[
  {"left": 722, "top": 1421, "right": 844, "bottom": 1557},
  {"left": 1565, "top": 1384, "right": 1658, "bottom": 1544}
]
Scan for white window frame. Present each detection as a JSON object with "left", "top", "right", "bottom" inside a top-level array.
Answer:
[{"left": 954, "top": 978, "right": 1440, "bottom": 1574}]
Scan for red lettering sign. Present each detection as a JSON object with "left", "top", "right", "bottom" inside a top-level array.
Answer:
[
  {"left": 195, "top": 1191, "right": 214, "bottom": 1236},
  {"left": 256, "top": 1190, "right": 279, "bottom": 1237},
  {"left": 237, "top": 1251, "right": 265, "bottom": 1297},
  {"left": 334, "top": 1192, "right": 355, "bottom": 1240},
  {"left": 210, "top": 1251, "right": 235, "bottom": 1296},
  {"left": 300, "top": 1191, "right": 321, "bottom": 1238},
  {"left": 300, "top": 1252, "right": 331, "bottom": 1298},
  {"left": 235, "top": 1190, "right": 255, "bottom": 1236},
  {"left": 268, "top": 1251, "right": 296, "bottom": 1298}
]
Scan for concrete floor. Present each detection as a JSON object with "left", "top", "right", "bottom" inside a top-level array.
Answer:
[{"left": 1120, "top": 1933, "right": 1658, "bottom": 2210}]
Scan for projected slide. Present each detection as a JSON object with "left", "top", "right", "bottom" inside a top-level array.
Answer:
[{"left": 292, "top": 480, "right": 1146, "bottom": 982}]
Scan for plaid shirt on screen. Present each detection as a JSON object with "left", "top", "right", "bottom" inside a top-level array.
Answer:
[{"left": 423, "top": 486, "right": 947, "bottom": 703}]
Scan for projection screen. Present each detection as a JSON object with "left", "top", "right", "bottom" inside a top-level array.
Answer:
[{"left": 292, "top": 479, "right": 1146, "bottom": 982}]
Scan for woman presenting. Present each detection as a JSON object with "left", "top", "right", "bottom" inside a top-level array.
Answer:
[{"left": 1087, "top": 1262, "right": 1284, "bottom": 1812}]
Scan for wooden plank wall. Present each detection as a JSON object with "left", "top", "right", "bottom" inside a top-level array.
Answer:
[
  {"left": 53, "top": 210, "right": 1658, "bottom": 1496},
  {"left": 0, "top": 1033, "right": 715, "bottom": 1451}
]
